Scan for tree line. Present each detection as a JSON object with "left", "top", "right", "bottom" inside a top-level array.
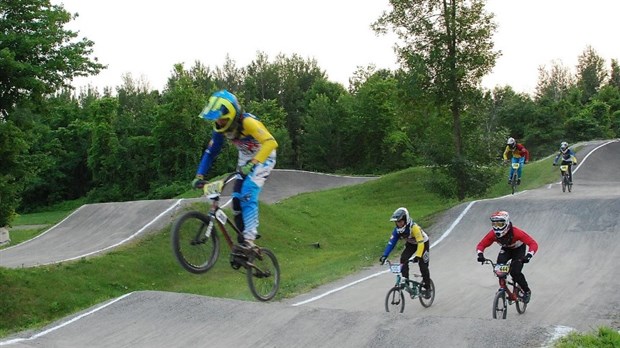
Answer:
[{"left": 1, "top": 0, "right": 619, "bottom": 227}]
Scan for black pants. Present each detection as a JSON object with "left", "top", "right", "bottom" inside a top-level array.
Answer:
[
  {"left": 497, "top": 244, "right": 530, "bottom": 292},
  {"left": 400, "top": 241, "right": 431, "bottom": 286}
]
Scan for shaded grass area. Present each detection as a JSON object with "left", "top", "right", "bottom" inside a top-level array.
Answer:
[{"left": 1, "top": 153, "right": 610, "bottom": 341}]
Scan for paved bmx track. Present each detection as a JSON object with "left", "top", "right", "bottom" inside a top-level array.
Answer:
[{"left": 1, "top": 142, "right": 619, "bottom": 347}]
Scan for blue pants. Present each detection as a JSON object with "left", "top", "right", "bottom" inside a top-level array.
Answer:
[
  {"left": 509, "top": 157, "right": 525, "bottom": 180},
  {"left": 232, "top": 158, "right": 276, "bottom": 242}
]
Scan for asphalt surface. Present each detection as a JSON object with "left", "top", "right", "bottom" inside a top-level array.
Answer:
[{"left": 1, "top": 141, "right": 618, "bottom": 347}]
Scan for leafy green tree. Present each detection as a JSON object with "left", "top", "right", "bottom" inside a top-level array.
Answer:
[
  {"left": 0, "top": 120, "right": 28, "bottom": 226},
  {"left": 86, "top": 97, "right": 124, "bottom": 201},
  {"left": 243, "top": 52, "right": 282, "bottom": 101},
  {"left": 272, "top": 54, "right": 326, "bottom": 168},
  {"left": 535, "top": 60, "right": 574, "bottom": 103},
  {"left": 299, "top": 79, "right": 349, "bottom": 171},
  {"left": 609, "top": 59, "right": 620, "bottom": 89},
  {"left": 373, "top": 0, "right": 499, "bottom": 199},
  {"left": 156, "top": 64, "right": 210, "bottom": 183},
  {"left": 0, "top": 0, "right": 104, "bottom": 119},
  {"left": 576, "top": 46, "right": 608, "bottom": 104}
]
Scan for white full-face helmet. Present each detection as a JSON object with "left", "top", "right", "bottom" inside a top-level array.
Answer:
[
  {"left": 490, "top": 210, "right": 510, "bottom": 238},
  {"left": 390, "top": 207, "right": 411, "bottom": 234}
]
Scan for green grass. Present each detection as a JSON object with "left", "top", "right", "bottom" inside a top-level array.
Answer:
[
  {"left": 2, "top": 151, "right": 613, "bottom": 344},
  {"left": 553, "top": 327, "right": 620, "bottom": 347}
]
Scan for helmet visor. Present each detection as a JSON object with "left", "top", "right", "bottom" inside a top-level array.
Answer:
[
  {"left": 201, "top": 96, "right": 233, "bottom": 120},
  {"left": 491, "top": 221, "right": 506, "bottom": 230}
]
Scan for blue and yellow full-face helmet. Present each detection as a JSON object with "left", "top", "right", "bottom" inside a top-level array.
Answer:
[{"left": 199, "top": 90, "right": 242, "bottom": 133}]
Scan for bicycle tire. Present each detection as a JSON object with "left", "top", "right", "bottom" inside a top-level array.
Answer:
[
  {"left": 492, "top": 290, "right": 507, "bottom": 319},
  {"left": 171, "top": 211, "right": 220, "bottom": 274},
  {"left": 568, "top": 178, "right": 572, "bottom": 192},
  {"left": 418, "top": 278, "right": 435, "bottom": 308},
  {"left": 511, "top": 172, "right": 518, "bottom": 195},
  {"left": 385, "top": 286, "right": 405, "bottom": 313},
  {"left": 514, "top": 285, "right": 527, "bottom": 314},
  {"left": 562, "top": 175, "right": 570, "bottom": 192},
  {"left": 246, "top": 247, "right": 280, "bottom": 301}
]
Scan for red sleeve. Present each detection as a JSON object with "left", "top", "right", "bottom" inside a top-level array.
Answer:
[
  {"left": 512, "top": 227, "right": 538, "bottom": 254},
  {"left": 518, "top": 144, "right": 530, "bottom": 162},
  {"left": 476, "top": 230, "right": 496, "bottom": 253}
]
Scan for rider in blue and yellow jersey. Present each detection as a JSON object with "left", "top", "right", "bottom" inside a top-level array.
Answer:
[
  {"left": 553, "top": 141, "right": 578, "bottom": 184},
  {"left": 193, "top": 90, "right": 278, "bottom": 249},
  {"left": 503, "top": 137, "right": 530, "bottom": 185},
  {"left": 379, "top": 207, "right": 431, "bottom": 294}
]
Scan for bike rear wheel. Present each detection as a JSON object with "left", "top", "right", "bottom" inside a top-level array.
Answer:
[
  {"left": 171, "top": 211, "right": 220, "bottom": 274},
  {"left": 492, "top": 290, "right": 508, "bottom": 319},
  {"left": 514, "top": 285, "right": 528, "bottom": 314},
  {"left": 418, "top": 279, "right": 435, "bottom": 308},
  {"left": 246, "top": 247, "right": 280, "bottom": 301},
  {"left": 385, "top": 286, "right": 405, "bottom": 313},
  {"left": 511, "top": 172, "right": 518, "bottom": 195}
]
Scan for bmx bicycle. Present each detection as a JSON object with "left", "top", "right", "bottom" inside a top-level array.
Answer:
[
  {"left": 555, "top": 163, "right": 573, "bottom": 193},
  {"left": 509, "top": 162, "right": 521, "bottom": 195},
  {"left": 384, "top": 260, "right": 435, "bottom": 313},
  {"left": 171, "top": 172, "right": 280, "bottom": 301},
  {"left": 482, "top": 258, "right": 527, "bottom": 319}
]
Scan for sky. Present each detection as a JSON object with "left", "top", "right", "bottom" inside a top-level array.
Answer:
[{"left": 53, "top": 0, "right": 620, "bottom": 96}]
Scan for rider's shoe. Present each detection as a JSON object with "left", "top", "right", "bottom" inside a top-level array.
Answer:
[
  {"left": 517, "top": 178, "right": 521, "bottom": 185},
  {"left": 507, "top": 180, "right": 512, "bottom": 185},
  {"left": 235, "top": 240, "right": 258, "bottom": 254},
  {"left": 420, "top": 284, "right": 431, "bottom": 299},
  {"left": 522, "top": 290, "right": 531, "bottom": 303}
]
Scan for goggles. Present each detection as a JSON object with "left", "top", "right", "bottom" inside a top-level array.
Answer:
[{"left": 491, "top": 221, "right": 506, "bottom": 229}]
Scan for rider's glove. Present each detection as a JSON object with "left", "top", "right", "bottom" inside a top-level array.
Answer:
[
  {"left": 477, "top": 252, "right": 485, "bottom": 264},
  {"left": 379, "top": 256, "right": 387, "bottom": 265},
  {"left": 191, "top": 174, "right": 206, "bottom": 189},
  {"left": 522, "top": 253, "right": 533, "bottom": 263},
  {"left": 240, "top": 161, "right": 256, "bottom": 176},
  {"left": 552, "top": 163, "right": 557, "bottom": 166},
  {"left": 412, "top": 256, "right": 421, "bottom": 263}
]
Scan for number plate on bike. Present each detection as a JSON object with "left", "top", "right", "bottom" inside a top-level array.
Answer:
[
  {"left": 494, "top": 264, "right": 510, "bottom": 277},
  {"left": 390, "top": 264, "right": 401, "bottom": 273},
  {"left": 204, "top": 180, "right": 224, "bottom": 198},
  {"left": 511, "top": 163, "right": 520, "bottom": 169},
  {"left": 560, "top": 165, "right": 569, "bottom": 171},
  {"left": 215, "top": 209, "right": 227, "bottom": 224}
]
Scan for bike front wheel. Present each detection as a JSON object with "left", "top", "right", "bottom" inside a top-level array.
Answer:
[
  {"left": 246, "top": 247, "right": 280, "bottom": 301},
  {"left": 511, "top": 173, "right": 518, "bottom": 195},
  {"left": 418, "top": 279, "right": 435, "bottom": 308},
  {"left": 171, "top": 211, "right": 220, "bottom": 274},
  {"left": 385, "top": 286, "right": 405, "bottom": 313},
  {"left": 561, "top": 175, "right": 567, "bottom": 192},
  {"left": 492, "top": 290, "right": 508, "bottom": 319}
]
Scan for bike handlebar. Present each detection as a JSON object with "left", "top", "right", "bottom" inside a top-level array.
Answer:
[{"left": 386, "top": 259, "right": 418, "bottom": 267}]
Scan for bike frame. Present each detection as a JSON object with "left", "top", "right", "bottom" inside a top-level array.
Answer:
[
  {"left": 387, "top": 261, "right": 422, "bottom": 297},
  {"left": 203, "top": 173, "right": 244, "bottom": 251},
  {"left": 485, "top": 259, "right": 521, "bottom": 303},
  {"left": 510, "top": 161, "right": 521, "bottom": 194},
  {"left": 559, "top": 162, "right": 573, "bottom": 192}
]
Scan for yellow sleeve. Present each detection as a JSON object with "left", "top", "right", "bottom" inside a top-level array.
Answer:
[
  {"left": 503, "top": 146, "right": 510, "bottom": 160},
  {"left": 411, "top": 224, "right": 425, "bottom": 258},
  {"left": 242, "top": 117, "right": 278, "bottom": 163}
]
